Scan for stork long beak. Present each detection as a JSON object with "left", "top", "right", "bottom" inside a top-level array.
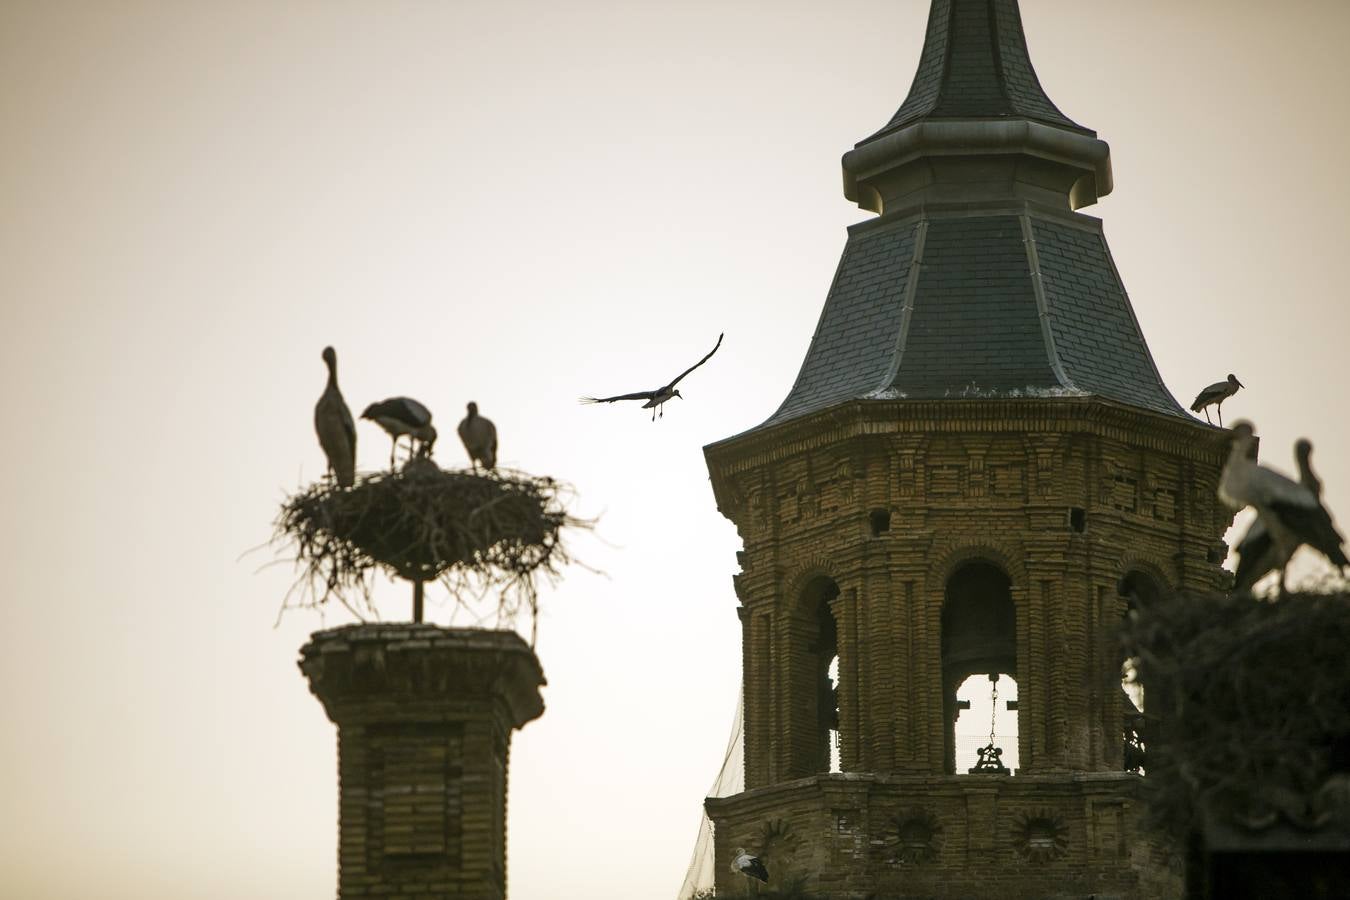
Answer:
[{"left": 1235, "top": 378, "right": 1245, "bottom": 388}]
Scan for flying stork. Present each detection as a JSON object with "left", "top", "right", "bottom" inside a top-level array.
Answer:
[
  {"left": 1220, "top": 423, "right": 1348, "bottom": 596},
  {"left": 730, "top": 848, "right": 769, "bottom": 886},
  {"left": 457, "top": 402, "right": 497, "bottom": 471},
  {"left": 1190, "top": 374, "right": 1243, "bottom": 426},
  {"left": 1234, "top": 437, "right": 1348, "bottom": 594},
  {"left": 581, "top": 332, "right": 723, "bottom": 421},
  {"left": 361, "top": 397, "right": 437, "bottom": 467},
  {"left": 314, "top": 346, "right": 356, "bottom": 488}
]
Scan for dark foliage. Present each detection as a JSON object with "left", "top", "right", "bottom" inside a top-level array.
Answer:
[{"left": 1121, "top": 587, "right": 1350, "bottom": 838}]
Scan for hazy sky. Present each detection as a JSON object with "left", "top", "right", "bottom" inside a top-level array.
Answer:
[{"left": 3, "top": 1, "right": 1348, "bottom": 898}]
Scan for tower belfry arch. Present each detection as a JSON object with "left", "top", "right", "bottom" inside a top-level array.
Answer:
[{"left": 702, "top": 1, "right": 1235, "bottom": 896}]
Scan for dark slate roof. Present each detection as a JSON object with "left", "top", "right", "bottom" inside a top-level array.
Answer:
[
  {"left": 768, "top": 218, "right": 919, "bottom": 424},
  {"left": 1032, "top": 220, "right": 1182, "bottom": 416},
  {"left": 892, "top": 216, "right": 1057, "bottom": 395},
  {"left": 869, "top": 0, "right": 1091, "bottom": 142},
  {"left": 760, "top": 210, "right": 1189, "bottom": 428}
]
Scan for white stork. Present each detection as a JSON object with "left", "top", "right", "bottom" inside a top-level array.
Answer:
[
  {"left": 730, "top": 848, "right": 769, "bottom": 886},
  {"left": 1221, "top": 423, "right": 1348, "bottom": 596},
  {"left": 314, "top": 346, "right": 356, "bottom": 488},
  {"left": 1234, "top": 437, "right": 1348, "bottom": 594},
  {"left": 1190, "top": 374, "right": 1243, "bottom": 426},
  {"left": 457, "top": 402, "right": 497, "bottom": 471},
  {"left": 581, "top": 332, "right": 723, "bottom": 421},
  {"left": 361, "top": 397, "right": 437, "bottom": 467}
]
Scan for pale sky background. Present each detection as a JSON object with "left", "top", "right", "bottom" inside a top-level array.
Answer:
[{"left": 2, "top": 1, "right": 1349, "bottom": 898}]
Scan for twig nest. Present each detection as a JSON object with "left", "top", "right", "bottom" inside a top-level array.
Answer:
[
  {"left": 1121, "top": 588, "right": 1350, "bottom": 838},
  {"left": 276, "top": 459, "right": 581, "bottom": 626}
]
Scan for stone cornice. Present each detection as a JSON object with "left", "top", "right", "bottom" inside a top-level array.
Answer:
[
  {"left": 844, "top": 119, "right": 1113, "bottom": 211},
  {"left": 706, "top": 397, "right": 1228, "bottom": 510},
  {"left": 706, "top": 770, "right": 1146, "bottom": 817},
  {"left": 299, "top": 624, "right": 546, "bottom": 730}
]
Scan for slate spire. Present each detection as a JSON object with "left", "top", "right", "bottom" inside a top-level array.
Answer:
[
  {"left": 842, "top": 0, "right": 1113, "bottom": 215},
  {"left": 880, "top": 0, "right": 1089, "bottom": 136},
  {"left": 735, "top": 0, "right": 1192, "bottom": 434}
]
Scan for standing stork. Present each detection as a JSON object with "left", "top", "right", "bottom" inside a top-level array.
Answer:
[
  {"left": 1190, "top": 374, "right": 1243, "bottom": 426},
  {"left": 1221, "top": 423, "right": 1348, "bottom": 596},
  {"left": 314, "top": 346, "right": 356, "bottom": 487},
  {"left": 730, "top": 848, "right": 769, "bottom": 888},
  {"left": 361, "top": 397, "right": 437, "bottom": 467},
  {"left": 1234, "top": 437, "right": 1348, "bottom": 594},
  {"left": 457, "top": 402, "right": 497, "bottom": 471},
  {"left": 581, "top": 332, "right": 723, "bottom": 421}
]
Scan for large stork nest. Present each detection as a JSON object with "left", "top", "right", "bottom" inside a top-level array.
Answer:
[
  {"left": 1121, "top": 585, "right": 1350, "bottom": 839},
  {"left": 275, "top": 459, "right": 586, "bottom": 636}
]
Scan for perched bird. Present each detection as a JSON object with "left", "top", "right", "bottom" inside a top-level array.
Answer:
[
  {"left": 730, "top": 848, "right": 769, "bottom": 885},
  {"left": 314, "top": 346, "right": 356, "bottom": 487},
  {"left": 1190, "top": 374, "right": 1243, "bottom": 426},
  {"left": 361, "top": 397, "right": 437, "bottom": 466},
  {"left": 1234, "top": 437, "right": 1349, "bottom": 594},
  {"left": 581, "top": 332, "right": 724, "bottom": 421},
  {"left": 1220, "top": 423, "right": 1348, "bottom": 596},
  {"left": 457, "top": 401, "right": 497, "bottom": 471}
]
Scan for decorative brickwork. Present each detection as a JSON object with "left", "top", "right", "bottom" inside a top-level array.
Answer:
[
  {"left": 703, "top": 399, "right": 1232, "bottom": 897},
  {"left": 708, "top": 773, "right": 1180, "bottom": 899},
  {"left": 300, "top": 625, "right": 544, "bottom": 900}
]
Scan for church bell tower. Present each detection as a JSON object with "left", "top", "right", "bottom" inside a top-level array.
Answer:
[{"left": 703, "top": 1, "right": 1234, "bottom": 896}]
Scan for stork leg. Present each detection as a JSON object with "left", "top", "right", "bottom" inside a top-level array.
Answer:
[
  {"left": 1217, "top": 403, "right": 1224, "bottom": 428},
  {"left": 1202, "top": 407, "right": 1212, "bottom": 424}
]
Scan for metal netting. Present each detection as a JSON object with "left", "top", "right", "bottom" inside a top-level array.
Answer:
[{"left": 676, "top": 693, "right": 743, "bottom": 900}]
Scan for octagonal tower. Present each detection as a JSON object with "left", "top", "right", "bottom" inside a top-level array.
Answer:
[{"left": 703, "top": 2, "right": 1234, "bottom": 897}]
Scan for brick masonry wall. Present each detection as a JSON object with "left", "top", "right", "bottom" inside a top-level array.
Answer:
[
  {"left": 704, "top": 399, "right": 1231, "bottom": 898},
  {"left": 299, "top": 625, "right": 544, "bottom": 900}
]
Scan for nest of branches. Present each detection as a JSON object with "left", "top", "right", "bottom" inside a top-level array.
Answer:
[
  {"left": 276, "top": 460, "right": 585, "bottom": 635},
  {"left": 1121, "top": 588, "right": 1350, "bottom": 838}
]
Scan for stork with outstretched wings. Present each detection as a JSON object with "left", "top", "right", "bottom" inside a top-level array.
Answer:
[{"left": 581, "top": 332, "right": 723, "bottom": 421}]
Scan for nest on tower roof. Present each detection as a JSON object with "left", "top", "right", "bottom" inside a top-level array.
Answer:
[
  {"left": 275, "top": 459, "right": 586, "bottom": 635},
  {"left": 1121, "top": 583, "right": 1350, "bottom": 841}
]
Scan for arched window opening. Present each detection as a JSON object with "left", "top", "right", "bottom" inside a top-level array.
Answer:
[
  {"left": 953, "top": 673, "right": 1020, "bottom": 774},
  {"left": 794, "top": 576, "right": 840, "bottom": 777},
  {"left": 942, "top": 562, "right": 1017, "bottom": 775},
  {"left": 827, "top": 655, "right": 841, "bottom": 773},
  {"left": 1118, "top": 571, "right": 1164, "bottom": 774}
]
